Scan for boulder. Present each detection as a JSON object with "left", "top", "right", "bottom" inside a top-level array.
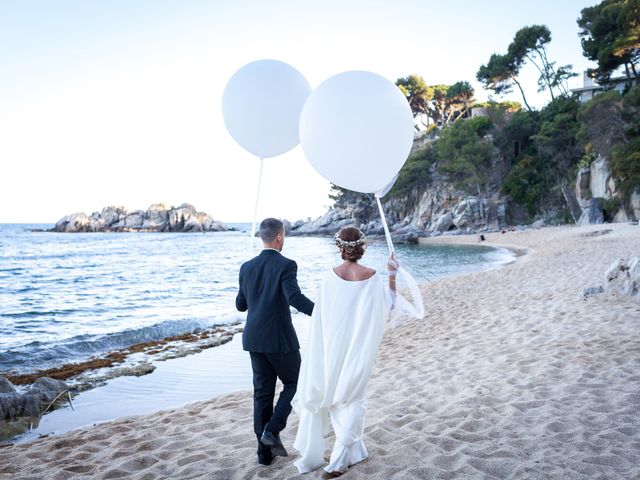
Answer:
[
  {"left": 27, "top": 377, "right": 69, "bottom": 403},
  {"left": 589, "top": 155, "right": 616, "bottom": 199},
  {"left": 531, "top": 219, "right": 546, "bottom": 229},
  {"left": 364, "top": 219, "right": 384, "bottom": 236},
  {"left": 582, "top": 286, "right": 604, "bottom": 299},
  {"left": 148, "top": 202, "right": 171, "bottom": 212},
  {"left": 0, "top": 377, "right": 16, "bottom": 394},
  {"left": 450, "top": 196, "right": 492, "bottom": 230},
  {"left": 410, "top": 187, "right": 451, "bottom": 230},
  {"left": 289, "top": 209, "right": 353, "bottom": 235},
  {"left": 54, "top": 212, "right": 91, "bottom": 232},
  {"left": 452, "top": 199, "right": 474, "bottom": 229},
  {"left": 183, "top": 216, "right": 204, "bottom": 232},
  {"left": 495, "top": 202, "right": 507, "bottom": 229},
  {"left": 208, "top": 220, "right": 227, "bottom": 232},
  {"left": 197, "top": 213, "right": 222, "bottom": 232},
  {"left": 124, "top": 210, "right": 145, "bottom": 229},
  {"left": 391, "top": 226, "right": 420, "bottom": 244},
  {"left": 169, "top": 205, "right": 197, "bottom": 232},
  {"left": 613, "top": 208, "right": 630, "bottom": 223},
  {"left": 575, "top": 166, "right": 591, "bottom": 209},
  {"left": 143, "top": 204, "right": 170, "bottom": 230},
  {"left": 100, "top": 206, "right": 127, "bottom": 226},
  {"left": 0, "top": 376, "right": 69, "bottom": 438},
  {"left": 577, "top": 198, "right": 605, "bottom": 226},
  {"left": 604, "top": 257, "right": 640, "bottom": 299},
  {"left": 0, "top": 393, "right": 40, "bottom": 421},
  {"left": 631, "top": 189, "right": 640, "bottom": 222},
  {"left": 432, "top": 211, "right": 454, "bottom": 232}
]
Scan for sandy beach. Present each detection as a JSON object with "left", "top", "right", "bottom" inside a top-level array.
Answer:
[{"left": 1, "top": 223, "right": 639, "bottom": 480}]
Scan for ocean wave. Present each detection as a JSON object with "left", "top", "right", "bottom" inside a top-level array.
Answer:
[
  {"left": 0, "top": 313, "right": 245, "bottom": 374},
  {"left": 1, "top": 308, "right": 80, "bottom": 318},
  {"left": 482, "top": 247, "right": 517, "bottom": 266}
]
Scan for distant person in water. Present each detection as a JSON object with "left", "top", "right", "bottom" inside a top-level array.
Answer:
[{"left": 235, "top": 218, "right": 315, "bottom": 466}]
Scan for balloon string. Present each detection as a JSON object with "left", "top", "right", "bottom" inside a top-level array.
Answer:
[
  {"left": 250, "top": 156, "right": 264, "bottom": 249},
  {"left": 375, "top": 193, "right": 394, "bottom": 256}
]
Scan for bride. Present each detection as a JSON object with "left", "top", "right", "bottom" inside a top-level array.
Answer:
[{"left": 292, "top": 226, "right": 398, "bottom": 477}]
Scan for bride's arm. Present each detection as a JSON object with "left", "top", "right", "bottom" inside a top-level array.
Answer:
[{"left": 387, "top": 254, "right": 399, "bottom": 296}]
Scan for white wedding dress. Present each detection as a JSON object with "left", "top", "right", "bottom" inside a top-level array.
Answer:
[{"left": 292, "top": 270, "right": 392, "bottom": 474}]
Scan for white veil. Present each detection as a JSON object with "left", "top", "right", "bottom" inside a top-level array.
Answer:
[{"left": 375, "top": 181, "right": 425, "bottom": 328}]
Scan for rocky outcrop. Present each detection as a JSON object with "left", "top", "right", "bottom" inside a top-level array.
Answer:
[
  {"left": 604, "top": 258, "right": 640, "bottom": 300},
  {"left": 577, "top": 198, "right": 605, "bottom": 226},
  {"left": 27, "top": 378, "right": 69, "bottom": 404},
  {"left": 589, "top": 156, "right": 616, "bottom": 199},
  {"left": 293, "top": 137, "right": 637, "bottom": 238},
  {"left": 575, "top": 166, "right": 591, "bottom": 210},
  {"left": 52, "top": 203, "right": 228, "bottom": 233},
  {"left": 575, "top": 155, "right": 638, "bottom": 224},
  {"left": 291, "top": 208, "right": 358, "bottom": 236},
  {"left": 0, "top": 376, "right": 70, "bottom": 440},
  {"left": 631, "top": 190, "right": 640, "bottom": 222},
  {"left": 290, "top": 187, "right": 508, "bottom": 241}
]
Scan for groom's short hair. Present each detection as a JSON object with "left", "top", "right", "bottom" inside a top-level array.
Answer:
[{"left": 259, "top": 218, "right": 284, "bottom": 243}]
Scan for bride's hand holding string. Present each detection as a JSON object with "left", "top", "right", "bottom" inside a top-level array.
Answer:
[{"left": 387, "top": 253, "right": 399, "bottom": 293}]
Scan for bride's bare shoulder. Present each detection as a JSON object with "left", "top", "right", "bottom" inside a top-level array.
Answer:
[
  {"left": 332, "top": 264, "right": 376, "bottom": 281},
  {"left": 357, "top": 265, "right": 376, "bottom": 280}
]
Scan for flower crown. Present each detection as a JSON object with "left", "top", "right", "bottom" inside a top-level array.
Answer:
[{"left": 334, "top": 231, "right": 366, "bottom": 248}]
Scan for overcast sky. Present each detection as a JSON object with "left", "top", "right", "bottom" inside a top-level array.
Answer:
[{"left": 0, "top": 0, "right": 598, "bottom": 223}]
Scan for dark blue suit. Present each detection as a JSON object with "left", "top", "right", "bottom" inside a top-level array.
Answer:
[{"left": 236, "top": 249, "right": 314, "bottom": 441}]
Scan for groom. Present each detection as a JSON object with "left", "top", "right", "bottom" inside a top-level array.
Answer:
[{"left": 236, "top": 218, "right": 314, "bottom": 465}]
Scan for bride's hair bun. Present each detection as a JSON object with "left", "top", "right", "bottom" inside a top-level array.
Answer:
[{"left": 335, "top": 227, "right": 365, "bottom": 262}]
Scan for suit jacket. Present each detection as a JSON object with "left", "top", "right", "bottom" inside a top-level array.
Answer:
[{"left": 236, "top": 249, "right": 314, "bottom": 353}]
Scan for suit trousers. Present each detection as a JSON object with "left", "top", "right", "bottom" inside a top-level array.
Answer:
[{"left": 249, "top": 351, "right": 301, "bottom": 437}]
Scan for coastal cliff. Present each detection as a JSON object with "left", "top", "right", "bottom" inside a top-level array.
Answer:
[
  {"left": 289, "top": 150, "right": 639, "bottom": 243},
  {"left": 52, "top": 203, "right": 228, "bottom": 233},
  {"left": 290, "top": 90, "right": 640, "bottom": 241}
]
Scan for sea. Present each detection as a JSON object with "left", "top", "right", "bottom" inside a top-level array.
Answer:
[{"left": 0, "top": 223, "right": 514, "bottom": 441}]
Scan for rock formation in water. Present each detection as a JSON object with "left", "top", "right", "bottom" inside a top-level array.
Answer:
[
  {"left": 0, "top": 376, "right": 69, "bottom": 440},
  {"left": 52, "top": 203, "right": 228, "bottom": 233}
]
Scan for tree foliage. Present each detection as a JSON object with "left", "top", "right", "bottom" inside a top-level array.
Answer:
[
  {"left": 501, "top": 155, "right": 545, "bottom": 216},
  {"left": 477, "top": 53, "right": 532, "bottom": 111},
  {"left": 578, "top": 0, "right": 640, "bottom": 82},
  {"left": 387, "top": 144, "right": 437, "bottom": 199},
  {"left": 478, "top": 24, "right": 576, "bottom": 106},
  {"left": 436, "top": 117, "right": 494, "bottom": 194},
  {"left": 396, "top": 75, "right": 475, "bottom": 127},
  {"left": 395, "top": 74, "right": 432, "bottom": 118},
  {"left": 577, "top": 90, "right": 626, "bottom": 159},
  {"left": 495, "top": 109, "right": 540, "bottom": 164},
  {"left": 611, "top": 84, "right": 640, "bottom": 198},
  {"left": 533, "top": 96, "right": 581, "bottom": 174},
  {"left": 508, "top": 25, "right": 577, "bottom": 98}
]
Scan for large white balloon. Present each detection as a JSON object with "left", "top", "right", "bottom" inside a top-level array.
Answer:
[
  {"left": 299, "top": 71, "right": 414, "bottom": 193},
  {"left": 222, "top": 59, "right": 311, "bottom": 158}
]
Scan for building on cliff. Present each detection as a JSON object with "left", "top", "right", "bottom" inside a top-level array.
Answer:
[{"left": 571, "top": 71, "right": 634, "bottom": 103}]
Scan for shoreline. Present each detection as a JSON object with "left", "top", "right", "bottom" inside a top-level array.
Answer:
[
  {"left": 1, "top": 239, "right": 512, "bottom": 444},
  {"left": 1, "top": 223, "right": 639, "bottom": 479},
  {"left": 3, "top": 323, "right": 243, "bottom": 387}
]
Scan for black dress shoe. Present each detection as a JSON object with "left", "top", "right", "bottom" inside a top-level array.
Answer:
[
  {"left": 257, "top": 451, "right": 274, "bottom": 466},
  {"left": 260, "top": 429, "right": 288, "bottom": 457},
  {"left": 257, "top": 438, "right": 274, "bottom": 465}
]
